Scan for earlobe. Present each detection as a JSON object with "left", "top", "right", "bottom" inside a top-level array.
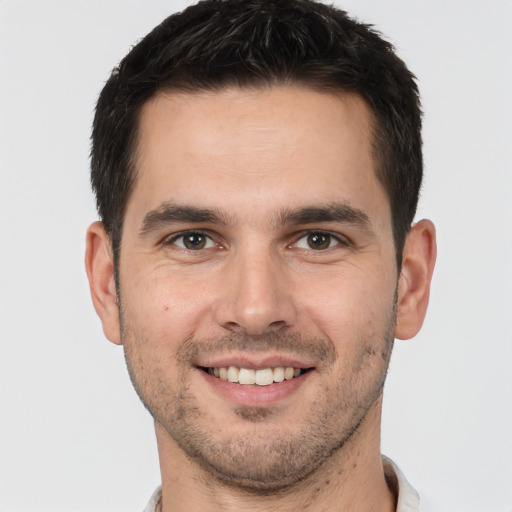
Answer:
[
  {"left": 85, "top": 221, "right": 122, "bottom": 345},
  {"left": 395, "top": 219, "right": 437, "bottom": 340}
]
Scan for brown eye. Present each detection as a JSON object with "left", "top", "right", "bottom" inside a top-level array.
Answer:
[
  {"left": 183, "top": 233, "right": 207, "bottom": 250},
  {"left": 170, "top": 232, "right": 215, "bottom": 250},
  {"left": 292, "top": 231, "right": 344, "bottom": 251},
  {"left": 307, "top": 232, "right": 332, "bottom": 250}
]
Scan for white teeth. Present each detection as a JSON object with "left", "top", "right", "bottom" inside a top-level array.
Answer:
[
  {"left": 284, "top": 367, "right": 295, "bottom": 380},
  {"left": 255, "top": 368, "right": 274, "bottom": 386},
  {"left": 273, "top": 366, "right": 285, "bottom": 383},
  {"left": 227, "top": 366, "right": 240, "bottom": 383},
  {"left": 239, "top": 368, "right": 256, "bottom": 385},
  {"left": 208, "top": 365, "right": 305, "bottom": 385}
]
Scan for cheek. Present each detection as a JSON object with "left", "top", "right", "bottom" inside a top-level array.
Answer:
[
  {"left": 299, "top": 263, "right": 396, "bottom": 349},
  {"left": 121, "top": 268, "right": 216, "bottom": 346}
]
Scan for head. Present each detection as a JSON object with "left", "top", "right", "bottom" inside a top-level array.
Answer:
[
  {"left": 91, "top": 0, "right": 423, "bottom": 278},
  {"left": 86, "top": 0, "right": 436, "bottom": 497}
]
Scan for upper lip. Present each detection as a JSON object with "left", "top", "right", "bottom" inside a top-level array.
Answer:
[{"left": 195, "top": 352, "right": 316, "bottom": 370}]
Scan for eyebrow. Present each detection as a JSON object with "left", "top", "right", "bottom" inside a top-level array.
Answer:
[
  {"left": 139, "top": 201, "right": 372, "bottom": 235},
  {"left": 277, "top": 203, "right": 371, "bottom": 230},
  {"left": 140, "top": 203, "right": 231, "bottom": 235}
]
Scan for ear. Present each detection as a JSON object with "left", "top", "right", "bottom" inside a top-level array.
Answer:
[
  {"left": 85, "top": 221, "right": 122, "bottom": 345},
  {"left": 395, "top": 219, "right": 437, "bottom": 340}
]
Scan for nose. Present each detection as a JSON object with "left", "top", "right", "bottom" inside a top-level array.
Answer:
[{"left": 212, "top": 247, "right": 298, "bottom": 336}]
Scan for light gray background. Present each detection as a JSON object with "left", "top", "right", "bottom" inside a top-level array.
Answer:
[{"left": 1, "top": 1, "right": 511, "bottom": 511}]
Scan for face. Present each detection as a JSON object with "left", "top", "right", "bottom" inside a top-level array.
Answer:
[{"left": 116, "top": 87, "right": 400, "bottom": 490}]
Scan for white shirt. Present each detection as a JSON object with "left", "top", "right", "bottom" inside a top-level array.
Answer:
[{"left": 143, "top": 456, "right": 422, "bottom": 512}]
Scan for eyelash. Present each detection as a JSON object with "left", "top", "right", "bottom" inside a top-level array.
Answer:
[
  {"left": 164, "top": 230, "right": 350, "bottom": 252},
  {"left": 164, "top": 231, "right": 220, "bottom": 251},
  {"left": 291, "top": 231, "right": 350, "bottom": 251}
]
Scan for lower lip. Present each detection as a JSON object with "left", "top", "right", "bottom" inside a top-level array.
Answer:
[{"left": 196, "top": 369, "right": 313, "bottom": 407}]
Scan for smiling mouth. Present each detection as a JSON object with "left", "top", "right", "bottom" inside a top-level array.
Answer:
[{"left": 200, "top": 366, "right": 313, "bottom": 386}]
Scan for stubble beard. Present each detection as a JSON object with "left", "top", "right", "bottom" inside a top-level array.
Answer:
[{"left": 120, "top": 309, "right": 396, "bottom": 494}]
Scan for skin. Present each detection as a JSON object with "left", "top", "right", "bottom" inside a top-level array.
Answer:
[{"left": 86, "top": 87, "right": 436, "bottom": 512}]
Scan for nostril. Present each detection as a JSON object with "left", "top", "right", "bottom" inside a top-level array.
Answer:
[
  {"left": 269, "top": 320, "right": 286, "bottom": 329},
  {"left": 223, "top": 321, "right": 243, "bottom": 332},
  {"left": 221, "top": 319, "right": 287, "bottom": 336}
]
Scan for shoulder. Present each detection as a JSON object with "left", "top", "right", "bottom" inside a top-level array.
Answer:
[
  {"left": 383, "top": 455, "right": 421, "bottom": 512},
  {"left": 383, "top": 456, "right": 443, "bottom": 512},
  {"left": 142, "top": 486, "right": 162, "bottom": 512}
]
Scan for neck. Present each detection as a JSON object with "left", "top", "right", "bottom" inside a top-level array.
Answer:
[{"left": 155, "top": 398, "right": 396, "bottom": 512}]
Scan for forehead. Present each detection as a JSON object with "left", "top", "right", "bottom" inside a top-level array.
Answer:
[{"left": 128, "top": 86, "right": 389, "bottom": 227}]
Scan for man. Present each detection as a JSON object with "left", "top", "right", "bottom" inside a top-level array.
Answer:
[{"left": 85, "top": 0, "right": 436, "bottom": 510}]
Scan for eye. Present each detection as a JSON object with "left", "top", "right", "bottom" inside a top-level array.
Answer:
[
  {"left": 169, "top": 231, "right": 216, "bottom": 251},
  {"left": 293, "top": 231, "right": 343, "bottom": 251}
]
